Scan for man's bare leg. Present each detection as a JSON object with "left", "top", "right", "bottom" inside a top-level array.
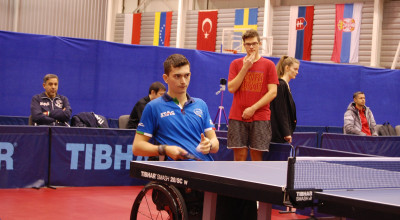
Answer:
[
  {"left": 250, "top": 149, "right": 263, "bottom": 161},
  {"left": 233, "top": 148, "right": 248, "bottom": 161}
]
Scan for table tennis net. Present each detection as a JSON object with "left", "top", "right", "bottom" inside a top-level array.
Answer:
[{"left": 288, "top": 157, "right": 400, "bottom": 190}]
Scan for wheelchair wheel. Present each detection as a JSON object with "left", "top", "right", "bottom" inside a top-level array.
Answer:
[{"left": 130, "top": 182, "right": 188, "bottom": 220}]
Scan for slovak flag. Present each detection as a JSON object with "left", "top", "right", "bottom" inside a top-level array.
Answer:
[
  {"left": 153, "top": 11, "right": 172, "bottom": 46},
  {"left": 288, "top": 6, "right": 314, "bottom": 61},
  {"left": 331, "top": 3, "right": 363, "bottom": 63}
]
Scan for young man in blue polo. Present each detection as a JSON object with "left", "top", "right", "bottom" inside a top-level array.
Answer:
[
  {"left": 132, "top": 53, "right": 219, "bottom": 161},
  {"left": 132, "top": 53, "right": 219, "bottom": 219}
]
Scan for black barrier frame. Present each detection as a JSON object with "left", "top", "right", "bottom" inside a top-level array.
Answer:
[{"left": 46, "top": 127, "right": 57, "bottom": 189}]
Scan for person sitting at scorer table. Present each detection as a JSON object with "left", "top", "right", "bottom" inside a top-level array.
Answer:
[
  {"left": 127, "top": 81, "right": 166, "bottom": 129},
  {"left": 31, "top": 73, "right": 72, "bottom": 126}
]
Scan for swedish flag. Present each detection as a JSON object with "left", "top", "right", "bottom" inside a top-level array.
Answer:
[{"left": 234, "top": 8, "right": 258, "bottom": 33}]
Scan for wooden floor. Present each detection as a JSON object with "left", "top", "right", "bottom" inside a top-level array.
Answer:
[{"left": 0, "top": 186, "right": 309, "bottom": 220}]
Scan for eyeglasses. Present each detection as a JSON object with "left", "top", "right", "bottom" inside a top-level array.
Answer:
[{"left": 244, "top": 42, "right": 259, "bottom": 47}]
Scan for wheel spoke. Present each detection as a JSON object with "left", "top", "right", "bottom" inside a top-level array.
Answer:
[{"left": 130, "top": 182, "right": 188, "bottom": 220}]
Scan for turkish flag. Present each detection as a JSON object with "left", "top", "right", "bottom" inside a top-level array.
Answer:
[{"left": 197, "top": 10, "right": 218, "bottom": 52}]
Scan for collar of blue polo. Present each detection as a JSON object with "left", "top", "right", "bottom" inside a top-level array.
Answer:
[{"left": 162, "top": 93, "right": 195, "bottom": 106}]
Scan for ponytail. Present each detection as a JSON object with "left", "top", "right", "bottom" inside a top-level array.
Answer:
[{"left": 275, "top": 56, "right": 299, "bottom": 78}]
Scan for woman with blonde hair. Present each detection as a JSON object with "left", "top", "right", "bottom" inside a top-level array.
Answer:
[{"left": 270, "top": 55, "right": 300, "bottom": 143}]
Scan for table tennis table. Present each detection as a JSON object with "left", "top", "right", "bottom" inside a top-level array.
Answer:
[{"left": 130, "top": 157, "right": 400, "bottom": 220}]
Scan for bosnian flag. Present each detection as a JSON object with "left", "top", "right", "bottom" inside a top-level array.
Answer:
[
  {"left": 153, "top": 11, "right": 172, "bottom": 46},
  {"left": 288, "top": 6, "right": 314, "bottom": 61},
  {"left": 331, "top": 3, "right": 363, "bottom": 63}
]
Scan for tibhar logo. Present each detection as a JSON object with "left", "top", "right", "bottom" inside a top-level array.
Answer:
[
  {"left": 0, "top": 142, "right": 14, "bottom": 170},
  {"left": 40, "top": 102, "right": 50, "bottom": 106},
  {"left": 160, "top": 111, "right": 175, "bottom": 118},
  {"left": 66, "top": 143, "right": 133, "bottom": 170}
]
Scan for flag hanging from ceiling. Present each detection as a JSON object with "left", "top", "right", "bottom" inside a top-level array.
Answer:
[
  {"left": 153, "top": 11, "right": 172, "bottom": 46},
  {"left": 131, "top": 13, "right": 142, "bottom": 45},
  {"left": 122, "top": 14, "right": 133, "bottom": 44},
  {"left": 331, "top": 3, "right": 363, "bottom": 63},
  {"left": 197, "top": 10, "right": 218, "bottom": 52},
  {"left": 233, "top": 8, "right": 258, "bottom": 51},
  {"left": 234, "top": 8, "right": 258, "bottom": 33},
  {"left": 288, "top": 6, "right": 314, "bottom": 61}
]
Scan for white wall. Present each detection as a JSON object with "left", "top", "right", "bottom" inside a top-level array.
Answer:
[
  {"left": 0, "top": 0, "right": 109, "bottom": 40},
  {"left": 122, "top": 0, "right": 369, "bottom": 11},
  {"left": 123, "top": 0, "right": 139, "bottom": 13},
  {"left": 123, "top": 0, "right": 180, "bottom": 12},
  {"left": 145, "top": 0, "right": 179, "bottom": 11},
  {"left": 206, "top": 0, "right": 265, "bottom": 9},
  {"left": 122, "top": 0, "right": 266, "bottom": 12}
]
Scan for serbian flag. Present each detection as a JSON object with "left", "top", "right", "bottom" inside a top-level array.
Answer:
[
  {"left": 331, "top": 3, "right": 363, "bottom": 63},
  {"left": 131, "top": 13, "right": 142, "bottom": 44},
  {"left": 196, "top": 10, "right": 218, "bottom": 52},
  {"left": 288, "top": 6, "right": 314, "bottom": 61},
  {"left": 153, "top": 11, "right": 172, "bottom": 46}
]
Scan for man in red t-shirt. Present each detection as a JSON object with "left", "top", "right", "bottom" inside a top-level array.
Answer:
[{"left": 227, "top": 29, "right": 279, "bottom": 161}]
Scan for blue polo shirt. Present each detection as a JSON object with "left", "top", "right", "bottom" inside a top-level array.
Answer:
[{"left": 136, "top": 93, "right": 215, "bottom": 161}]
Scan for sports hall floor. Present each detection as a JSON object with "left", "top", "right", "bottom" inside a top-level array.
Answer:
[{"left": 0, "top": 186, "right": 309, "bottom": 219}]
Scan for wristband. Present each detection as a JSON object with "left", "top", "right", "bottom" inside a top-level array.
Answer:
[{"left": 158, "top": 145, "right": 166, "bottom": 156}]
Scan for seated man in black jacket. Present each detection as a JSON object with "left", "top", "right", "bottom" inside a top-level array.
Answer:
[
  {"left": 127, "top": 81, "right": 166, "bottom": 129},
  {"left": 30, "top": 74, "right": 72, "bottom": 126}
]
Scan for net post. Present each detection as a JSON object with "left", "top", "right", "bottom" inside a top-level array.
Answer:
[
  {"left": 283, "top": 157, "right": 296, "bottom": 207},
  {"left": 286, "top": 157, "right": 295, "bottom": 191}
]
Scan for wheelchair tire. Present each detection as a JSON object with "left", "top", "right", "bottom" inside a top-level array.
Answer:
[{"left": 130, "top": 182, "right": 188, "bottom": 220}]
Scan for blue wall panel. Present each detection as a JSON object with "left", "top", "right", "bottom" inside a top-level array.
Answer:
[
  {"left": 0, "top": 126, "right": 49, "bottom": 188},
  {"left": 1, "top": 31, "right": 399, "bottom": 127}
]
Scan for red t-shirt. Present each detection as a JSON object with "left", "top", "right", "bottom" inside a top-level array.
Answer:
[
  {"left": 359, "top": 108, "right": 371, "bottom": 136},
  {"left": 228, "top": 57, "right": 278, "bottom": 121}
]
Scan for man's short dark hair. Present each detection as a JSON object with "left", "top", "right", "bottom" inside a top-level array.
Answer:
[
  {"left": 148, "top": 81, "right": 166, "bottom": 94},
  {"left": 43, "top": 74, "right": 59, "bottom": 83},
  {"left": 242, "top": 29, "right": 260, "bottom": 42},
  {"left": 353, "top": 91, "right": 365, "bottom": 99},
  {"left": 163, "top": 54, "right": 190, "bottom": 76}
]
